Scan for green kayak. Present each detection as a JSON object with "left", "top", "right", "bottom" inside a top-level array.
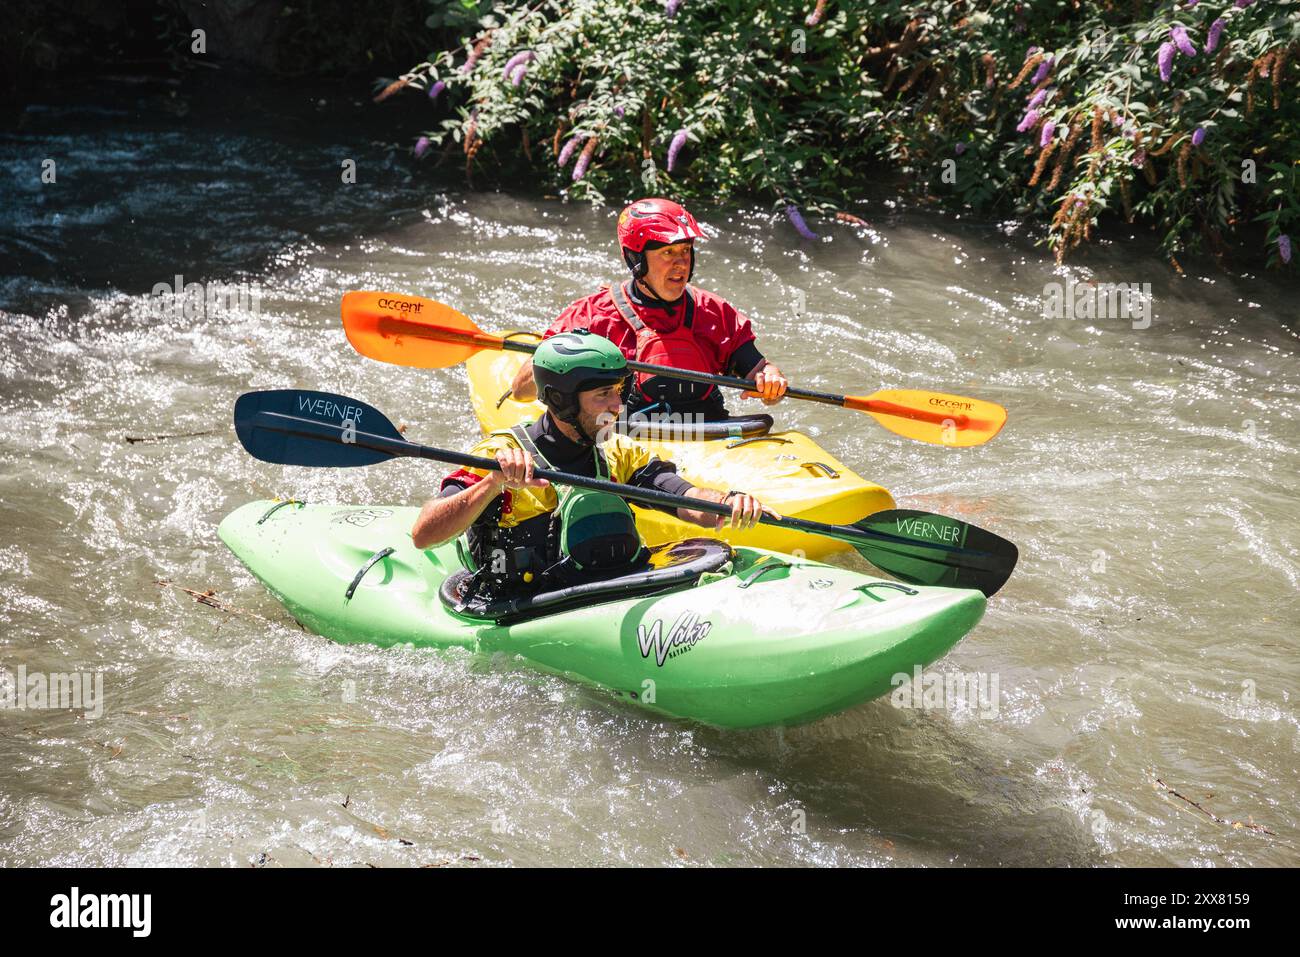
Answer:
[{"left": 218, "top": 499, "right": 987, "bottom": 729}]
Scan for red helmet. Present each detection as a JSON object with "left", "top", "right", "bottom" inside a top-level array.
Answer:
[
  {"left": 617, "top": 198, "right": 705, "bottom": 283},
  {"left": 617, "top": 198, "right": 705, "bottom": 252}
]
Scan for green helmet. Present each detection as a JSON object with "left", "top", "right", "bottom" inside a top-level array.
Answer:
[{"left": 533, "top": 330, "right": 630, "bottom": 428}]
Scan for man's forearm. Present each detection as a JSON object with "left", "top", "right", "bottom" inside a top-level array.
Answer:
[
  {"left": 411, "top": 479, "right": 501, "bottom": 549},
  {"left": 510, "top": 359, "right": 537, "bottom": 401},
  {"left": 676, "top": 486, "right": 729, "bottom": 527}
]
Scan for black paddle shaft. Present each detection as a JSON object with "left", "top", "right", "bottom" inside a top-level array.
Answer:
[{"left": 251, "top": 410, "right": 989, "bottom": 567}]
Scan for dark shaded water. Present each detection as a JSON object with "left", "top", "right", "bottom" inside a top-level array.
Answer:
[{"left": 1, "top": 73, "right": 433, "bottom": 312}]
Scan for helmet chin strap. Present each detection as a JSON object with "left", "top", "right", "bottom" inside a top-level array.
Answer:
[
  {"left": 635, "top": 277, "right": 667, "bottom": 302},
  {"left": 545, "top": 397, "right": 597, "bottom": 446},
  {"left": 633, "top": 275, "right": 688, "bottom": 307},
  {"left": 567, "top": 412, "right": 597, "bottom": 445}
]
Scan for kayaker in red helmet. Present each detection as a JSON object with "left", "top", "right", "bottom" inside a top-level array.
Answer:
[{"left": 509, "top": 198, "right": 789, "bottom": 421}]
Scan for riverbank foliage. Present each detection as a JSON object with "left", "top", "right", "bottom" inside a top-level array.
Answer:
[{"left": 383, "top": 0, "right": 1298, "bottom": 269}]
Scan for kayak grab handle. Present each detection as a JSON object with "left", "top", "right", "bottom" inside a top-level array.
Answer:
[
  {"left": 345, "top": 547, "right": 395, "bottom": 601},
  {"left": 737, "top": 559, "right": 795, "bottom": 588},
  {"left": 495, "top": 333, "right": 543, "bottom": 406},
  {"left": 800, "top": 462, "right": 840, "bottom": 479},
  {"left": 726, "top": 435, "right": 791, "bottom": 450},
  {"left": 258, "top": 499, "right": 305, "bottom": 524},
  {"left": 854, "top": 581, "right": 919, "bottom": 601}
]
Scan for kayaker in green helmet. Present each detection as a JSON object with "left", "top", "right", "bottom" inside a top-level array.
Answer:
[
  {"left": 508, "top": 198, "right": 789, "bottom": 422},
  {"left": 411, "top": 330, "right": 778, "bottom": 599}
]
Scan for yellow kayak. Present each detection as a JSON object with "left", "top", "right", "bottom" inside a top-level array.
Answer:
[{"left": 465, "top": 336, "right": 894, "bottom": 559}]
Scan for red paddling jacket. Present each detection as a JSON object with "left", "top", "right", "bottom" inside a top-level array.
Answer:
[{"left": 542, "top": 281, "right": 766, "bottom": 420}]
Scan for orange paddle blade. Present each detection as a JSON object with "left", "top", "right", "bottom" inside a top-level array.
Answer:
[
  {"left": 843, "top": 389, "right": 1007, "bottom": 447},
  {"left": 340, "top": 291, "right": 503, "bottom": 369}
]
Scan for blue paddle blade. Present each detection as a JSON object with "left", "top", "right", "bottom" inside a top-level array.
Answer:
[
  {"left": 852, "top": 508, "right": 1019, "bottom": 597},
  {"left": 233, "top": 389, "right": 405, "bottom": 467}
]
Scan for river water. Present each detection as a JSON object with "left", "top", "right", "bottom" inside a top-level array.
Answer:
[{"left": 2, "top": 75, "right": 1297, "bottom": 867}]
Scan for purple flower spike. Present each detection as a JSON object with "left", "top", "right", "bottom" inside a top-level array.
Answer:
[
  {"left": 666, "top": 0, "right": 682, "bottom": 18},
  {"left": 1017, "top": 109, "right": 1041, "bottom": 133},
  {"left": 786, "top": 206, "right": 819, "bottom": 241},
  {"left": 1206, "top": 19, "right": 1225, "bottom": 53},
  {"left": 1028, "top": 88, "right": 1048, "bottom": 109},
  {"left": 572, "top": 149, "right": 593, "bottom": 182},
  {"left": 1279, "top": 234, "right": 1292, "bottom": 264},
  {"left": 1235, "top": 0, "right": 1254, "bottom": 8},
  {"left": 557, "top": 134, "right": 585, "bottom": 167},
  {"left": 1031, "top": 56, "right": 1054, "bottom": 86},
  {"left": 1171, "top": 27, "right": 1197, "bottom": 58},
  {"left": 955, "top": 143, "right": 967, "bottom": 155},
  {"left": 1158, "top": 42, "right": 1176, "bottom": 82},
  {"left": 614, "top": 105, "right": 625, "bottom": 118},
  {"left": 501, "top": 51, "right": 535, "bottom": 82},
  {"left": 414, "top": 136, "right": 430, "bottom": 158},
  {"left": 1192, "top": 127, "right": 1206, "bottom": 146},
  {"left": 1040, "top": 121, "right": 1057, "bottom": 147},
  {"left": 1131, "top": 149, "right": 1147, "bottom": 168},
  {"left": 667, "top": 129, "right": 688, "bottom": 171},
  {"left": 1186, "top": 0, "right": 1198, "bottom": 7},
  {"left": 428, "top": 80, "right": 445, "bottom": 101}
]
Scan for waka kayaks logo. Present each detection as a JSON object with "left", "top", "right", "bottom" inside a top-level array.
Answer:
[
  {"left": 331, "top": 508, "right": 393, "bottom": 527},
  {"left": 637, "top": 611, "right": 712, "bottom": 667},
  {"left": 896, "top": 516, "right": 963, "bottom": 545}
]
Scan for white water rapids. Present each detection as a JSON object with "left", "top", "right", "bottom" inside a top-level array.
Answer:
[{"left": 1, "top": 78, "right": 1296, "bottom": 867}]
